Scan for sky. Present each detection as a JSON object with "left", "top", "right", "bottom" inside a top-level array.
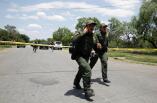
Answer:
[{"left": 0, "top": 0, "right": 142, "bottom": 40}]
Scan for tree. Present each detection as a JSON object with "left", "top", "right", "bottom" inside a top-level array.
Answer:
[
  {"left": 121, "top": 19, "right": 138, "bottom": 47},
  {"left": 47, "top": 38, "right": 54, "bottom": 44},
  {"left": 19, "top": 34, "right": 30, "bottom": 42},
  {"left": 4, "top": 25, "right": 19, "bottom": 41},
  {"left": 52, "top": 27, "right": 73, "bottom": 45},
  {"left": 0, "top": 28, "right": 11, "bottom": 41},
  {"left": 75, "top": 17, "right": 101, "bottom": 31},
  {"left": 1, "top": 25, "right": 30, "bottom": 42},
  {"left": 108, "top": 17, "right": 124, "bottom": 47},
  {"left": 136, "top": 0, "right": 157, "bottom": 48},
  {"left": 4, "top": 25, "right": 19, "bottom": 35}
]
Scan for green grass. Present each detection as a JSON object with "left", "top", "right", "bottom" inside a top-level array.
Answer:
[
  {"left": 0, "top": 45, "right": 12, "bottom": 48},
  {"left": 0, "top": 45, "right": 12, "bottom": 51},
  {"left": 126, "top": 54, "right": 157, "bottom": 63},
  {"left": 108, "top": 51, "right": 157, "bottom": 64}
]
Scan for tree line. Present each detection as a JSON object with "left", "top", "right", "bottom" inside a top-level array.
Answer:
[
  {"left": 0, "top": 25, "right": 30, "bottom": 42},
  {"left": 1, "top": 0, "right": 156, "bottom": 48}
]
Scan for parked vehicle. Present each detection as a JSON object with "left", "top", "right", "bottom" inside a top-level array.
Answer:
[
  {"left": 53, "top": 41, "right": 62, "bottom": 50},
  {"left": 39, "top": 42, "right": 49, "bottom": 50}
]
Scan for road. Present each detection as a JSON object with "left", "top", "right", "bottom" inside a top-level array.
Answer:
[{"left": 0, "top": 47, "right": 157, "bottom": 103}]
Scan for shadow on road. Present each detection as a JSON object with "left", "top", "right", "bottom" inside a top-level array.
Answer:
[
  {"left": 64, "top": 89, "right": 94, "bottom": 101},
  {"left": 91, "top": 78, "right": 110, "bottom": 86}
]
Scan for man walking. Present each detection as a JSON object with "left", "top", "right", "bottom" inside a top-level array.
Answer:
[
  {"left": 90, "top": 23, "right": 111, "bottom": 83},
  {"left": 73, "top": 20, "right": 98, "bottom": 99}
]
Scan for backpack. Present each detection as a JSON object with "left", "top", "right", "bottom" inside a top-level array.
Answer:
[
  {"left": 69, "top": 31, "right": 81, "bottom": 60},
  {"left": 69, "top": 40, "right": 77, "bottom": 60}
]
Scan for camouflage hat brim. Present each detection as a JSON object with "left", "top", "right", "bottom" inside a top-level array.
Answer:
[{"left": 86, "top": 20, "right": 96, "bottom": 26}]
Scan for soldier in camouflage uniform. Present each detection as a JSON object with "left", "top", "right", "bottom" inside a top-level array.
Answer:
[
  {"left": 73, "top": 20, "right": 101, "bottom": 99},
  {"left": 90, "top": 23, "right": 111, "bottom": 83}
]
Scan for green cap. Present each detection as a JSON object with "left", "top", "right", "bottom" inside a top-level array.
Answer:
[{"left": 85, "top": 20, "right": 96, "bottom": 26}]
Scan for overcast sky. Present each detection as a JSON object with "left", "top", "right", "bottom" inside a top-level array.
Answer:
[{"left": 0, "top": 0, "right": 142, "bottom": 40}]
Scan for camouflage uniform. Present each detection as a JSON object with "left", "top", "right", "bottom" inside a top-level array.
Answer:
[
  {"left": 73, "top": 31, "right": 97, "bottom": 91},
  {"left": 90, "top": 23, "right": 110, "bottom": 82},
  {"left": 74, "top": 21, "right": 96, "bottom": 98}
]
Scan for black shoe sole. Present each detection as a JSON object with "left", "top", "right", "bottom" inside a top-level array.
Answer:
[{"left": 73, "top": 85, "right": 82, "bottom": 89}]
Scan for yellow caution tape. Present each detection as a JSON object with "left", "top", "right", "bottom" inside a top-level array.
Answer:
[{"left": 0, "top": 41, "right": 157, "bottom": 51}]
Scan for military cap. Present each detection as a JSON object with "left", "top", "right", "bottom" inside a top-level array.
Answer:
[
  {"left": 100, "top": 23, "right": 108, "bottom": 27},
  {"left": 85, "top": 20, "right": 96, "bottom": 26}
]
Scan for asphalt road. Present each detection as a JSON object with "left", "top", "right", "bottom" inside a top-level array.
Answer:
[{"left": 0, "top": 47, "right": 157, "bottom": 103}]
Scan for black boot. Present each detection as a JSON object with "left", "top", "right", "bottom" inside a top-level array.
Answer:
[
  {"left": 103, "top": 78, "right": 111, "bottom": 83},
  {"left": 73, "top": 84, "right": 82, "bottom": 89},
  {"left": 84, "top": 89, "right": 95, "bottom": 99}
]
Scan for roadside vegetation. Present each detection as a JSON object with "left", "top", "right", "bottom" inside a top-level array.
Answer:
[
  {"left": 108, "top": 48, "right": 157, "bottom": 64},
  {"left": 0, "top": 45, "right": 12, "bottom": 48},
  {"left": 0, "top": 45, "right": 12, "bottom": 51}
]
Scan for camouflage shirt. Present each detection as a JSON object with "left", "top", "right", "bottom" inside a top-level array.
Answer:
[
  {"left": 94, "top": 31, "right": 108, "bottom": 55},
  {"left": 73, "top": 31, "right": 98, "bottom": 58}
]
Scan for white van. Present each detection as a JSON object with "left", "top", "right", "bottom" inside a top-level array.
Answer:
[{"left": 53, "top": 41, "right": 62, "bottom": 50}]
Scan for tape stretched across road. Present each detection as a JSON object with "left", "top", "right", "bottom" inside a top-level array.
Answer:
[
  {"left": 0, "top": 41, "right": 157, "bottom": 51},
  {"left": 0, "top": 40, "right": 71, "bottom": 48}
]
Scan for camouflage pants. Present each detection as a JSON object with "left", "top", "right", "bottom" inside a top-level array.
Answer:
[
  {"left": 90, "top": 52, "right": 108, "bottom": 80},
  {"left": 74, "top": 56, "right": 91, "bottom": 90}
]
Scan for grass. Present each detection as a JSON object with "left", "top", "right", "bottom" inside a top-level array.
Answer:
[
  {"left": 0, "top": 45, "right": 12, "bottom": 48},
  {"left": 126, "top": 54, "right": 157, "bottom": 63},
  {"left": 0, "top": 45, "right": 12, "bottom": 51},
  {"left": 108, "top": 51, "right": 157, "bottom": 64}
]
